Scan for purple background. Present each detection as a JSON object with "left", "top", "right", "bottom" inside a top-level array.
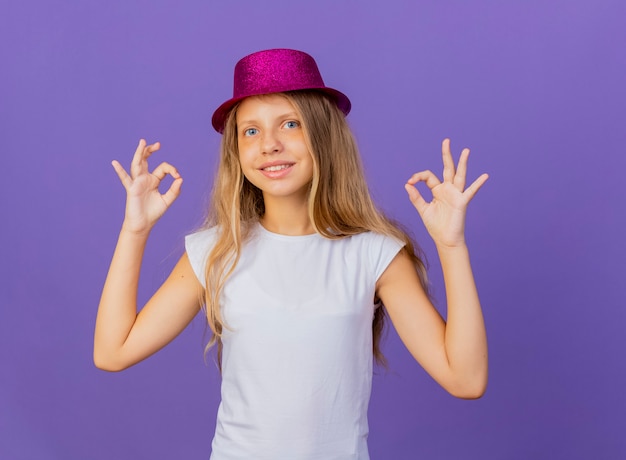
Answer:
[{"left": 1, "top": 1, "right": 625, "bottom": 459}]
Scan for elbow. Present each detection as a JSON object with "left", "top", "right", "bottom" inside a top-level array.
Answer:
[
  {"left": 446, "top": 373, "right": 488, "bottom": 400},
  {"left": 93, "top": 350, "right": 128, "bottom": 372},
  {"left": 450, "top": 383, "right": 487, "bottom": 400}
]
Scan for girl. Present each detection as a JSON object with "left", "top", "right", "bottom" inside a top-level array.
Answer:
[{"left": 94, "top": 48, "right": 488, "bottom": 459}]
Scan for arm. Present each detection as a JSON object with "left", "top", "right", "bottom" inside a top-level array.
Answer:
[
  {"left": 93, "top": 140, "right": 203, "bottom": 371},
  {"left": 376, "top": 139, "right": 489, "bottom": 399}
]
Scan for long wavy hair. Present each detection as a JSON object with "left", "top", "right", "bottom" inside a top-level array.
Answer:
[{"left": 202, "top": 90, "right": 430, "bottom": 368}]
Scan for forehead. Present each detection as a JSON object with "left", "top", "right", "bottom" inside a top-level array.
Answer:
[{"left": 236, "top": 93, "right": 297, "bottom": 121}]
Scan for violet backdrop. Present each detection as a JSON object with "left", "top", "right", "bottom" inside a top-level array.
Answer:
[{"left": 1, "top": 1, "right": 624, "bottom": 459}]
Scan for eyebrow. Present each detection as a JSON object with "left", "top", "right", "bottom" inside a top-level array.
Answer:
[{"left": 237, "top": 112, "right": 299, "bottom": 126}]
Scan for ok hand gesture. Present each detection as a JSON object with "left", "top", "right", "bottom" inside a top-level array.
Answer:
[
  {"left": 405, "top": 139, "right": 488, "bottom": 249},
  {"left": 112, "top": 139, "right": 183, "bottom": 235}
]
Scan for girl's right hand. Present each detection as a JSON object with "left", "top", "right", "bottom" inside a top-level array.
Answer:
[{"left": 111, "top": 139, "right": 183, "bottom": 235}]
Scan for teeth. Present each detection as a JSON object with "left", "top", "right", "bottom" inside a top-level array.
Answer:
[{"left": 263, "top": 164, "right": 291, "bottom": 172}]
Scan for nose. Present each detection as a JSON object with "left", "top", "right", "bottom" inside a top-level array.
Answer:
[{"left": 261, "top": 130, "right": 282, "bottom": 155}]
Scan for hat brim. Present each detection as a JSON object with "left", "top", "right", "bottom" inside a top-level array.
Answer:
[{"left": 211, "top": 87, "right": 351, "bottom": 134}]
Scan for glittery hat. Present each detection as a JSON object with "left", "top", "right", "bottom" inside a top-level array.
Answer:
[{"left": 211, "top": 48, "right": 351, "bottom": 133}]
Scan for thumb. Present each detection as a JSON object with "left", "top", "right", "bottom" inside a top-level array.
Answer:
[{"left": 405, "top": 183, "right": 427, "bottom": 216}]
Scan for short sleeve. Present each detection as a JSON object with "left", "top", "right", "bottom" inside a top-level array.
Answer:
[
  {"left": 184, "top": 228, "right": 218, "bottom": 288},
  {"left": 366, "top": 232, "right": 405, "bottom": 281}
]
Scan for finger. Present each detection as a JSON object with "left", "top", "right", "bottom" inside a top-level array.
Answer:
[
  {"left": 406, "top": 170, "right": 442, "bottom": 190},
  {"left": 404, "top": 183, "right": 428, "bottom": 216},
  {"left": 442, "top": 138, "right": 456, "bottom": 183},
  {"left": 130, "top": 140, "right": 161, "bottom": 174},
  {"left": 464, "top": 173, "right": 489, "bottom": 201},
  {"left": 454, "top": 148, "right": 470, "bottom": 191},
  {"left": 145, "top": 141, "right": 161, "bottom": 156},
  {"left": 162, "top": 177, "right": 184, "bottom": 206},
  {"left": 130, "top": 139, "right": 147, "bottom": 171},
  {"left": 111, "top": 160, "right": 132, "bottom": 188},
  {"left": 151, "top": 162, "right": 180, "bottom": 181}
]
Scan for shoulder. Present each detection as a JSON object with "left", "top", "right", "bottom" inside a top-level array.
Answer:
[
  {"left": 350, "top": 230, "right": 404, "bottom": 253},
  {"left": 185, "top": 226, "right": 219, "bottom": 247},
  {"left": 346, "top": 231, "right": 405, "bottom": 280},
  {"left": 184, "top": 227, "right": 220, "bottom": 286}
]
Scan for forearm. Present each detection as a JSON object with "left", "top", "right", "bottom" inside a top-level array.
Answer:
[
  {"left": 437, "top": 243, "right": 488, "bottom": 396},
  {"left": 93, "top": 226, "right": 149, "bottom": 368}
]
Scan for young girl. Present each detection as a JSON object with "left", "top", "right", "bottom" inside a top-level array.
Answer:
[{"left": 94, "top": 48, "right": 488, "bottom": 459}]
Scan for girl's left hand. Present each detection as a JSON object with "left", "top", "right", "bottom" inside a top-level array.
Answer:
[{"left": 405, "top": 138, "right": 488, "bottom": 248}]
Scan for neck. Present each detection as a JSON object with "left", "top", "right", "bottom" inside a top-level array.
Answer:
[{"left": 261, "top": 194, "right": 314, "bottom": 236}]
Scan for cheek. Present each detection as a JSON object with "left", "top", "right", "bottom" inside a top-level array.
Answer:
[
  {"left": 302, "top": 149, "right": 315, "bottom": 176},
  {"left": 237, "top": 146, "right": 254, "bottom": 170},
  {"left": 237, "top": 151, "right": 261, "bottom": 186},
  {"left": 307, "top": 162, "right": 315, "bottom": 182}
]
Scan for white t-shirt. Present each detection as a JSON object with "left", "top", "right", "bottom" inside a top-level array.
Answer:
[{"left": 185, "top": 223, "right": 404, "bottom": 460}]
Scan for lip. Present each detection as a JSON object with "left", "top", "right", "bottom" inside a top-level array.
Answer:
[
  {"left": 258, "top": 160, "right": 295, "bottom": 179},
  {"left": 258, "top": 160, "right": 295, "bottom": 170}
]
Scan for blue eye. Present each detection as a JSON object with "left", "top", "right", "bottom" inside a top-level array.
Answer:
[
  {"left": 243, "top": 128, "right": 258, "bottom": 136},
  {"left": 284, "top": 121, "right": 300, "bottom": 129}
]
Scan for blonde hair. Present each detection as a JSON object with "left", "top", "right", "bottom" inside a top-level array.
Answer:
[{"left": 202, "top": 90, "right": 429, "bottom": 368}]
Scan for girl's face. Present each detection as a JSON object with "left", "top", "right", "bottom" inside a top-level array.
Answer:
[{"left": 236, "top": 94, "right": 314, "bottom": 203}]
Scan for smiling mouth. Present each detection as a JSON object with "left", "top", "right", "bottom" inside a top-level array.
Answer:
[{"left": 262, "top": 164, "right": 293, "bottom": 172}]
